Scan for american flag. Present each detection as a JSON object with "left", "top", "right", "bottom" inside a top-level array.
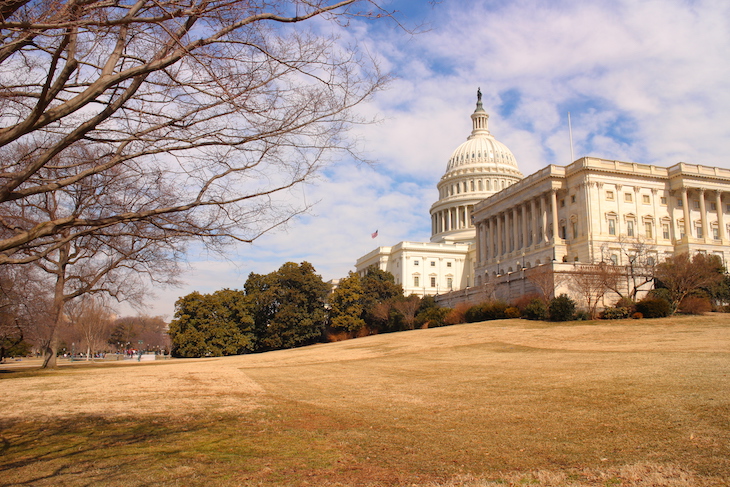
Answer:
[{"left": 371, "top": 230, "right": 378, "bottom": 239}]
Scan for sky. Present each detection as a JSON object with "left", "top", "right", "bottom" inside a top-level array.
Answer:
[{"left": 123, "top": 0, "right": 730, "bottom": 319}]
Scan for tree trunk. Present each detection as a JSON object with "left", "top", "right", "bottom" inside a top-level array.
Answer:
[{"left": 41, "top": 243, "right": 69, "bottom": 369}]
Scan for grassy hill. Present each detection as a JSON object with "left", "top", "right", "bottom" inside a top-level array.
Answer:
[{"left": 1, "top": 315, "right": 728, "bottom": 486}]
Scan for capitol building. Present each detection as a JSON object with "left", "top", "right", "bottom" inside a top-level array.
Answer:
[{"left": 355, "top": 92, "right": 730, "bottom": 304}]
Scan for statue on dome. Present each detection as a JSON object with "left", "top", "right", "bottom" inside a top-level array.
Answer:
[{"left": 477, "top": 87, "right": 482, "bottom": 102}]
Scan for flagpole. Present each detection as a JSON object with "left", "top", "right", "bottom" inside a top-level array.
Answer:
[{"left": 568, "top": 111, "right": 575, "bottom": 163}]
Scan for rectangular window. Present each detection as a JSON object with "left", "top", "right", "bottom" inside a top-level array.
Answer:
[
  {"left": 572, "top": 222, "right": 578, "bottom": 239},
  {"left": 624, "top": 193, "right": 633, "bottom": 202},
  {"left": 430, "top": 261, "right": 436, "bottom": 267},
  {"left": 447, "top": 277, "right": 453, "bottom": 289},
  {"left": 430, "top": 276, "right": 436, "bottom": 287},
  {"left": 711, "top": 202, "right": 717, "bottom": 211},
  {"left": 645, "top": 222, "right": 652, "bottom": 238},
  {"left": 660, "top": 196, "right": 667, "bottom": 205},
  {"left": 662, "top": 224, "right": 670, "bottom": 240},
  {"left": 677, "top": 199, "right": 683, "bottom": 207},
  {"left": 571, "top": 195, "right": 576, "bottom": 203},
  {"left": 414, "top": 260, "right": 419, "bottom": 266},
  {"left": 413, "top": 276, "right": 419, "bottom": 287},
  {"left": 560, "top": 199, "right": 565, "bottom": 208},
  {"left": 608, "top": 219, "right": 616, "bottom": 236},
  {"left": 694, "top": 200, "right": 700, "bottom": 209},
  {"left": 606, "top": 191, "right": 615, "bottom": 201},
  {"left": 446, "top": 262, "right": 452, "bottom": 268},
  {"left": 697, "top": 226, "right": 703, "bottom": 239},
  {"left": 642, "top": 195, "right": 651, "bottom": 204},
  {"left": 713, "top": 227, "right": 720, "bottom": 240},
  {"left": 627, "top": 220, "right": 634, "bottom": 237}
]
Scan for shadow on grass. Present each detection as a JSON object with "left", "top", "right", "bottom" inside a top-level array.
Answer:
[{"left": 0, "top": 414, "right": 274, "bottom": 487}]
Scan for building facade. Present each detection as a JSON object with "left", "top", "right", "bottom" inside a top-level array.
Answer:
[
  {"left": 356, "top": 92, "right": 730, "bottom": 304},
  {"left": 471, "top": 158, "right": 730, "bottom": 282}
]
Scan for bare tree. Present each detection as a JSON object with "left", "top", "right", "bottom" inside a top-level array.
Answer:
[
  {"left": 567, "top": 263, "right": 618, "bottom": 319},
  {"left": 655, "top": 252, "right": 724, "bottom": 313},
  {"left": 393, "top": 295, "right": 420, "bottom": 330},
  {"left": 67, "top": 295, "right": 114, "bottom": 361},
  {"left": 0, "top": 1, "right": 391, "bottom": 264},
  {"left": 0, "top": 264, "right": 53, "bottom": 361},
  {"left": 602, "top": 236, "right": 656, "bottom": 301},
  {"left": 26, "top": 157, "right": 184, "bottom": 367},
  {"left": 526, "top": 264, "right": 565, "bottom": 303}
]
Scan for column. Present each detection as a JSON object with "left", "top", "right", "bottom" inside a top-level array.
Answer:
[
  {"left": 530, "top": 198, "right": 537, "bottom": 247},
  {"left": 716, "top": 191, "right": 724, "bottom": 242},
  {"left": 681, "top": 188, "right": 691, "bottom": 240},
  {"left": 476, "top": 222, "right": 482, "bottom": 262},
  {"left": 699, "top": 189, "right": 708, "bottom": 242},
  {"left": 550, "top": 189, "right": 559, "bottom": 241},
  {"left": 541, "top": 194, "right": 548, "bottom": 243},
  {"left": 521, "top": 202, "right": 528, "bottom": 250},
  {"left": 483, "top": 221, "right": 490, "bottom": 260},
  {"left": 496, "top": 213, "right": 503, "bottom": 257},
  {"left": 512, "top": 207, "right": 519, "bottom": 253}
]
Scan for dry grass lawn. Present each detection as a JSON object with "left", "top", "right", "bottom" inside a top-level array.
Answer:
[{"left": 1, "top": 314, "right": 728, "bottom": 486}]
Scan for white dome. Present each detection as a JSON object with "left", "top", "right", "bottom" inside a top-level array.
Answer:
[
  {"left": 446, "top": 136, "right": 520, "bottom": 175},
  {"left": 429, "top": 90, "right": 523, "bottom": 244}
]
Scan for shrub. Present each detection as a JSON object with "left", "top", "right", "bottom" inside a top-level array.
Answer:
[
  {"left": 575, "top": 310, "right": 590, "bottom": 321},
  {"left": 512, "top": 293, "right": 542, "bottom": 314},
  {"left": 444, "top": 302, "right": 469, "bottom": 325},
  {"left": 416, "top": 306, "right": 450, "bottom": 328},
  {"left": 632, "top": 312, "right": 643, "bottom": 319},
  {"left": 614, "top": 297, "right": 636, "bottom": 313},
  {"left": 524, "top": 298, "right": 548, "bottom": 321},
  {"left": 599, "top": 307, "right": 631, "bottom": 320},
  {"left": 465, "top": 300, "right": 509, "bottom": 322},
  {"left": 504, "top": 307, "right": 521, "bottom": 319},
  {"left": 635, "top": 298, "right": 672, "bottom": 318},
  {"left": 679, "top": 296, "right": 712, "bottom": 315},
  {"left": 548, "top": 294, "right": 576, "bottom": 322},
  {"left": 648, "top": 287, "right": 672, "bottom": 303}
]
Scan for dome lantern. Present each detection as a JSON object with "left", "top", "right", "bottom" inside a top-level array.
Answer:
[{"left": 470, "top": 87, "right": 490, "bottom": 138}]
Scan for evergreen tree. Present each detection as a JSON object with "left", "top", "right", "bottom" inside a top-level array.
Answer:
[
  {"left": 329, "top": 272, "right": 367, "bottom": 332},
  {"left": 361, "top": 267, "right": 403, "bottom": 332},
  {"left": 245, "top": 262, "right": 330, "bottom": 351},
  {"left": 169, "top": 289, "right": 255, "bottom": 358}
]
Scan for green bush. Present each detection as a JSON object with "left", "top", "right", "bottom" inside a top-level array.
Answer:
[
  {"left": 635, "top": 297, "right": 672, "bottom": 318},
  {"left": 574, "top": 310, "right": 591, "bottom": 321},
  {"left": 614, "top": 297, "right": 636, "bottom": 313},
  {"left": 599, "top": 306, "right": 631, "bottom": 320},
  {"left": 648, "top": 287, "right": 672, "bottom": 303},
  {"left": 548, "top": 294, "right": 576, "bottom": 321},
  {"left": 465, "top": 300, "right": 509, "bottom": 322},
  {"left": 524, "top": 298, "right": 548, "bottom": 321},
  {"left": 415, "top": 306, "right": 450, "bottom": 328}
]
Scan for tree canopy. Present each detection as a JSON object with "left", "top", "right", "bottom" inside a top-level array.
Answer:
[
  {"left": 169, "top": 289, "right": 255, "bottom": 358},
  {"left": 245, "top": 261, "right": 330, "bottom": 351}
]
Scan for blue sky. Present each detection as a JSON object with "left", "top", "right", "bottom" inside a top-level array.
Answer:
[{"left": 124, "top": 0, "right": 730, "bottom": 318}]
